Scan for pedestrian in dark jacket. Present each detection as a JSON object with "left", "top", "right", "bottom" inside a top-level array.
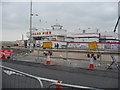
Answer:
[{"left": 56, "top": 43, "right": 59, "bottom": 49}]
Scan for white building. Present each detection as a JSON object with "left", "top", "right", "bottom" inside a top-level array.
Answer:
[
  {"left": 99, "top": 31, "right": 119, "bottom": 42},
  {"left": 26, "top": 24, "right": 119, "bottom": 43},
  {"left": 27, "top": 24, "right": 67, "bottom": 41}
]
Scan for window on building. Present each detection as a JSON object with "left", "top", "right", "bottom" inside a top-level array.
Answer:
[{"left": 83, "top": 30, "right": 86, "bottom": 33}]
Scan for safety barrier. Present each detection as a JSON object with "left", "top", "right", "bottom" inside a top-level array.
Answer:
[
  {"left": 48, "top": 83, "right": 103, "bottom": 90},
  {"left": 0, "top": 49, "right": 12, "bottom": 60},
  {"left": 8, "top": 47, "right": 119, "bottom": 71},
  {"left": 0, "top": 65, "right": 61, "bottom": 88}
]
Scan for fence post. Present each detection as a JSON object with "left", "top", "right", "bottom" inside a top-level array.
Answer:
[
  {"left": 56, "top": 81, "right": 62, "bottom": 90},
  {"left": 36, "top": 77, "right": 43, "bottom": 88},
  {"left": 36, "top": 49, "right": 39, "bottom": 63}
]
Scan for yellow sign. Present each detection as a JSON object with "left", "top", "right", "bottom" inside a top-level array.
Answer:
[
  {"left": 88, "top": 42, "right": 98, "bottom": 50},
  {"left": 43, "top": 42, "right": 52, "bottom": 48}
]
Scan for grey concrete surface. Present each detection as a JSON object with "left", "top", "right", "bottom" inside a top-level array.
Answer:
[
  {"left": 2, "top": 61, "right": 118, "bottom": 89},
  {"left": 12, "top": 54, "right": 119, "bottom": 72}
]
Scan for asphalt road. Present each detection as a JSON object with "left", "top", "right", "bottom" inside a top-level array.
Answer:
[{"left": 2, "top": 60, "right": 119, "bottom": 89}]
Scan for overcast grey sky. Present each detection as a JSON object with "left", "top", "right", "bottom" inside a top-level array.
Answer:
[{"left": 1, "top": 1, "right": 119, "bottom": 41}]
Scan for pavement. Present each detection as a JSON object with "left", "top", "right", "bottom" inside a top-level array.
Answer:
[
  {"left": 10, "top": 54, "right": 119, "bottom": 72},
  {"left": 2, "top": 47, "right": 118, "bottom": 72}
]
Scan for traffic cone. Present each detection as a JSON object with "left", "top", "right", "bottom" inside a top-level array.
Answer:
[
  {"left": 56, "top": 81, "right": 62, "bottom": 90},
  {"left": 89, "top": 54, "right": 94, "bottom": 69},
  {"left": 45, "top": 53, "right": 51, "bottom": 65},
  {"left": 1, "top": 53, "right": 6, "bottom": 60}
]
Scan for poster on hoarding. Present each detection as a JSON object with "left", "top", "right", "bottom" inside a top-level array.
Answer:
[
  {"left": 67, "top": 43, "right": 88, "bottom": 49},
  {"left": 111, "top": 44, "right": 120, "bottom": 50},
  {"left": 104, "top": 44, "right": 111, "bottom": 49},
  {"left": 79, "top": 43, "right": 88, "bottom": 49},
  {"left": 67, "top": 43, "right": 80, "bottom": 48},
  {"left": 97, "top": 44, "right": 104, "bottom": 49}
]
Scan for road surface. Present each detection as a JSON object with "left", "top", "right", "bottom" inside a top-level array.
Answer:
[{"left": 2, "top": 60, "right": 118, "bottom": 89}]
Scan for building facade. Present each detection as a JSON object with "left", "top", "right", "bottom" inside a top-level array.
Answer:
[
  {"left": 26, "top": 24, "right": 119, "bottom": 43},
  {"left": 26, "top": 24, "right": 67, "bottom": 42}
]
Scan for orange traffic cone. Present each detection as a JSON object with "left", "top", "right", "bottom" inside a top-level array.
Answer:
[
  {"left": 89, "top": 54, "right": 94, "bottom": 69},
  {"left": 2, "top": 53, "right": 6, "bottom": 60},
  {"left": 45, "top": 53, "right": 51, "bottom": 65},
  {"left": 56, "top": 81, "right": 62, "bottom": 90}
]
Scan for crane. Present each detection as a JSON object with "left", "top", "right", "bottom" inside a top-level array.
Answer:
[{"left": 114, "top": 16, "right": 120, "bottom": 32}]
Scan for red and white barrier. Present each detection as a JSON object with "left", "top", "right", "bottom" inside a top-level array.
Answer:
[
  {"left": 1, "top": 53, "right": 6, "bottom": 60},
  {"left": 0, "top": 49, "right": 12, "bottom": 60}
]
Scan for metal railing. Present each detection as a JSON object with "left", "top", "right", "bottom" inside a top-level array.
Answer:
[
  {"left": 9, "top": 47, "right": 119, "bottom": 71},
  {"left": 49, "top": 83, "right": 103, "bottom": 90},
  {"left": 1, "top": 65, "right": 60, "bottom": 88},
  {"left": 1, "top": 65, "right": 43, "bottom": 88},
  {"left": 1, "top": 65, "right": 105, "bottom": 89}
]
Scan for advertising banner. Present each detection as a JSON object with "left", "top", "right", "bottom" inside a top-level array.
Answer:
[
  {"left": 67, "top": 42, "right": 120, "bottom": 50},
  {"left": 111, "top": 44, "right": 120, "bottom": 50},
  {"left": 104, "top": 44, "right": 111, "bottom": 49}
]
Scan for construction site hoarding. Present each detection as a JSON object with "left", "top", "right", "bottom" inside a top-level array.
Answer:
[{"left": 67, "top": 42, "right": 120, "bottom": 50}]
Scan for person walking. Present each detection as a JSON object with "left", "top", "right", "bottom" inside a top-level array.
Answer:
[
  {"left": 56, "top": 43, "right": 59, "bottom": 49},
  {"left": 54, "top": 43, "right": 57, "bottom": 48}
]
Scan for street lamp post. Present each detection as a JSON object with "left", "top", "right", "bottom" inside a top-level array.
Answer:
[
  {"left": 29, "top": 0, "right": 38, "bottom": 51},
  {"left": 29, "top": 0, "right": 32, "bottom": 52}
]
